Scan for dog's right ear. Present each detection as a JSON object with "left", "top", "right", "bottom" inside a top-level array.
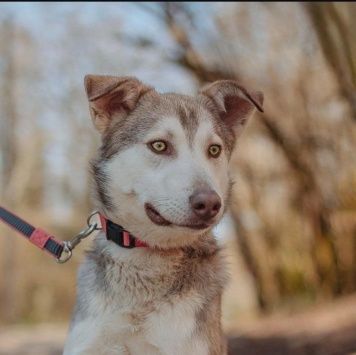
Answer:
[{"left": 84, "top": 75, "right": 152, "bottom": 134}]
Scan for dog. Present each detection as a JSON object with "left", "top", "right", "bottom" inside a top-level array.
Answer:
[{"left": 64, "top": 75, "right": 263, "bottom": 354}]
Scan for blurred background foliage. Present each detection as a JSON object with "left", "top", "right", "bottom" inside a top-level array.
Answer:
[{"left": 0, "top": 1, "right": 355, "bottom": 339}]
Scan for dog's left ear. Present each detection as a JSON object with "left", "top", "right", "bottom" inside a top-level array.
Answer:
[
  {"left": 199, "top": 80, "right": 264, "bottom": 137},
  {"left": 84, "top": 75, "right": 152, "bottom": 134}
]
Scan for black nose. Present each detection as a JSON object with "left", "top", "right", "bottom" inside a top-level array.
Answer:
[{"left": 189, "top": 189, "right": 221, "bottom": 221}]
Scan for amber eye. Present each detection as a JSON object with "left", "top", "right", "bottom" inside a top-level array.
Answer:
[
  {"left": 150, "top": 141, "right": 167, "bottom": 152},
  {"left": 208, "top": 144, "right": 221, "bottom": 157}
]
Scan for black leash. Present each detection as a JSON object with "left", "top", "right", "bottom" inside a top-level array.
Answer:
[
  {"left": 0, "top": 206, "right": 64, "bottom": 257},
  {"left": 0, "top": 206, "right": 99, "bottom": 263}
]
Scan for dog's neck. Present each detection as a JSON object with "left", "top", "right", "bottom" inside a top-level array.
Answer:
[{"left": 99, "top": 214, "right": 149, "bottom": 248}]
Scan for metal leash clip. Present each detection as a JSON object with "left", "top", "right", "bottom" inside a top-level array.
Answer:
[{"left": 56, "top": 211, "right": 101, "bottom": 263}]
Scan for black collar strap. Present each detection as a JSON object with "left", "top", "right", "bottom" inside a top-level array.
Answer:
[{"left": 99, "top": 214, "right": 148, "bottom": 248}]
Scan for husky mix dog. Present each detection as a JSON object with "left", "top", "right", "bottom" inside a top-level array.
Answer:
[{"left": 64, "top": 75, "right": 263, "bottom": 354}]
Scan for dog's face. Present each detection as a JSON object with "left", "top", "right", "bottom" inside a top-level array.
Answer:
[{"left": 86, "top": 75, "right": 263, "bottom": 248}]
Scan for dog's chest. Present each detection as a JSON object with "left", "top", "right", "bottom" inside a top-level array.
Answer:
[
  {"left": 86, "top": 257, "right": 210, "bottom": 354},
  {"left": 92, "top": 246, "right": 222, "bottom": 335},
  {"left": 95, "top": 288, "right": 205, "bottom": 353},
  {"left": 67, "top": 239, "right": 226, "bottom": 353},
  {"left": 101, "top": 250, "right": 211, "bottom": 311}
]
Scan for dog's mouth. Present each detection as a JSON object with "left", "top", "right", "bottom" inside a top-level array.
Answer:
[
  {"left": 145, "top": 204, "right": 171, "bottom": 226},
  {"left": 145, "top": 203, "right": 210, "bottom": 230}
]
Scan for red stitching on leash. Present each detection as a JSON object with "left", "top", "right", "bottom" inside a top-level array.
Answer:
[{"left": 29, "top": 228, "right": 51, "bottom": 249}]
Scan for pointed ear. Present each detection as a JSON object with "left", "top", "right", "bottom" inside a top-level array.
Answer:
[
  {"left": 84, "top": 75, "right": 152, "bottom": 134},
  {"left": 199, "top": 80, "right": 264, "bottom": 137}
]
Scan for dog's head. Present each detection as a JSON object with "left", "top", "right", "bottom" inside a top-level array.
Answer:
[{"left": 86, "top": 75, "right": 263, "bottom": 249}]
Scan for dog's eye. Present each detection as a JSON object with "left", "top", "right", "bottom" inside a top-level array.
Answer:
[
  {"left": 150, "top": 141, "right": 167, "bottom": 153},
  {"left": 208, "top": 144, "right": 221, "bottom": 157}
]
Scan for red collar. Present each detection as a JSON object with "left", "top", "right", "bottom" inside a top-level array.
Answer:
[{"left": 99, "top": 214, "right": 149, "bottom": 248}]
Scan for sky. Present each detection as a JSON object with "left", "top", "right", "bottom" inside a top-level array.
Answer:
[
  {"left": 0, "top": 2, "right": 218, "bottom": 82},
  {"left": 0, "top": 3, "right": 192, "bottom": 88}
]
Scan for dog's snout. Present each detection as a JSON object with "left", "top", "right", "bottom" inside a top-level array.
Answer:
[{"left": 190, "top": 189, "right": 221, "bottom": 220}]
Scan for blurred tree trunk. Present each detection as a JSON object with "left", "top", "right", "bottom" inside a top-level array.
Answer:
[
  {"left": 161, "top": 2, "right": 235, "bottom": 83},
  {"left": 231, "top": 213, "right": 268, "bottom": 310},
  {"left": 0, "top": 18, "right": 20, "bottom": 324},
  {"left": 259, "top": 116, "right": 341, "bottom": 296},
  {"left": 305, "top": 2, "right": 356, "bottom": 120}
]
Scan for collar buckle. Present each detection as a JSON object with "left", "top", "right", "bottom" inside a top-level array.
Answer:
[{"left": 106, "top": 219, "right": 136, "bottom": 248}]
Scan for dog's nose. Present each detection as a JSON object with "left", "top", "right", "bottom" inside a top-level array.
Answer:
[{"left": 190, "top": 189, "right": 221, "bottom": 220}]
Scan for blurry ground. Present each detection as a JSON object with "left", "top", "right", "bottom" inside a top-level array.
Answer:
[
  {"left": 228, "top": 294, "right": 356, "bottom": 355},
  {"left": 1, "top": 295, "right": 356, "bottom": 355},
  {"left": 0, "top": 323, "right": 66, "bottom": 355}
]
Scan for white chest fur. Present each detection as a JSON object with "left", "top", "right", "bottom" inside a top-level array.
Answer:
[{"left": 64, "top": 234, "right": 226, "bottom": 354}]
